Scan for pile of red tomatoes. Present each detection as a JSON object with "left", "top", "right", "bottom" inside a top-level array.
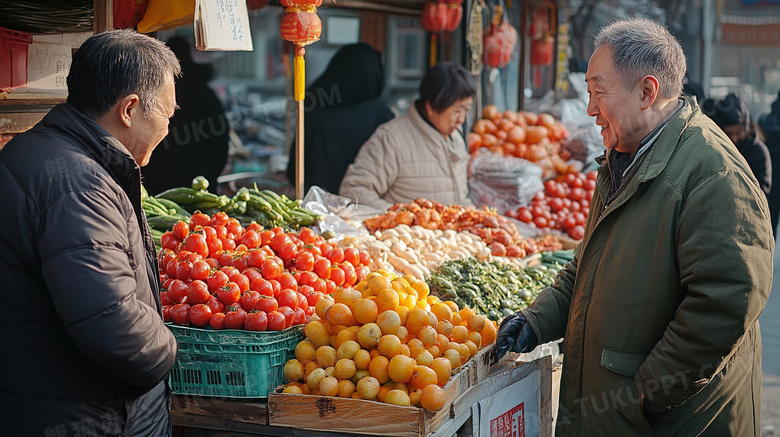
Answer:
[
  {"left": 158, "top": 211, "right": 371, "bottom": 331},
  {"left": 506, "top": 171, "right": 597, "bottom": 240}
]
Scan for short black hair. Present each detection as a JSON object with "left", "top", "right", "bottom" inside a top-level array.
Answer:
[
  {"left": 418, "top": 62, "right": 476, "bottom": 113},
  {"left": 67, "top": 30, "right": 180, "bottom": 120}
]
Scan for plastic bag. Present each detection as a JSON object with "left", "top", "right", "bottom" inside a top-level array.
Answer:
[
  {"left": 468, "top": 149, "right": 544, "bottom": 214},
  {"left": 301, "top": 186, "right": 383, "bottom": 241},
  {"left": 137, "top": 0, "right": 195, "bottom": 33}
]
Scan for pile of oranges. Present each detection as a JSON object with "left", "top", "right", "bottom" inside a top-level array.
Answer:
[{"left": 281, "top": 270, "right": 497, "bottom": 412}]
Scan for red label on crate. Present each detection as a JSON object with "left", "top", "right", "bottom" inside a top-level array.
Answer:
[{"left": 490, "top": 402, "right": 524, "bottom": 437}]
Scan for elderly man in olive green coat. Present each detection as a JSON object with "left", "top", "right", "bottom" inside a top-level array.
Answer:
[{"left": 496, "top": 18, "right": 772, "bottom": 436}]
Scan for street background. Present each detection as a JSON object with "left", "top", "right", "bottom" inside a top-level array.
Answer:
[{"left": 762, "top": 244, "right": 780, "bottom": 435}]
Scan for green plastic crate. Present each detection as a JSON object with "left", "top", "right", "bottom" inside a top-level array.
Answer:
[{"left": 167, "top": 324, "right": 304, "bottom": 398}]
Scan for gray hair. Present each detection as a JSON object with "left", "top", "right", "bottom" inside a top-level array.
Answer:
[
  {"left": 67, "top": 29, "right": 181, "bottom": 119},
  {"left": 594, "top": 18, "right": 686, "bottom": 100}
]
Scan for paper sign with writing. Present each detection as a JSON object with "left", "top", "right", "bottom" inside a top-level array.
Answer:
[{"left": 194, "top": 0, "right": 253, "bottom": 51}]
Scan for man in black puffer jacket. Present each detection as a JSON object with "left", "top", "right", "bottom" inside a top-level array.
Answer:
[{"left": 0, "top": 30, "right": 180, "bottom": 436}]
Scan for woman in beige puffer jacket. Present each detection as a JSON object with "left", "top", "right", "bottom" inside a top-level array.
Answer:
[{"left": 339, "top": 62, "right": 476, "bottom": 211}]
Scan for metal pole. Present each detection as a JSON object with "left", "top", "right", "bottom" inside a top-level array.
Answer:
[{"left": 295, "top": 101, "right": 305, "bottom": 199}]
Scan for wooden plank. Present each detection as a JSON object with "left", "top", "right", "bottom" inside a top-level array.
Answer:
[
  {"left": 94, "top": 0, "right": 113, "bottom": 33},
  {"left": 539, "top": 356, "right": 553, "bottom": 437},
  {"left": 269, "top": 394, "right": 423, "bottom": 437},
  {"left": 0, "top": 112, "right": 46, "bottom": 134},
  {"left": 171, "top": 395, "right": 269, "bottom": 426}
]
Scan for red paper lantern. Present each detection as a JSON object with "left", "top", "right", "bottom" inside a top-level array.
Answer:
[
  {"left": 280, "top": 11, "right": 322, "bottom": 45},
  {"left": 483, "top": 19, "right": 517, "bottom": 68},
  {"left": 530, "top": 37, "right": 554, "bottom": 66},
  {"left": 421, "top": 0, "right": 462, "bottom": 32},
  {"left": 279, "top": 0, "right": 322, "bottom": 46}
]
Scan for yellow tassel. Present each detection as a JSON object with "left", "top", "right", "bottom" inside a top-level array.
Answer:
[{"left": 294, "top": 53, "right": 305, "bottom": 102}]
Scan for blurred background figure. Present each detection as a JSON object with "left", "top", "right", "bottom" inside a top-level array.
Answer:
[
  {"left": 142, "top": 36, "right": 230, "bottom": 194},
  {"left": 703, "top": 92, "right": 772, "bottom": 228},
  {"left": 682, "top": 72, "right": 705, "bottom": 103},
  {"left": 760, "top": 90, "right": 780, "bottom": 237},
  {"left": 286, "top": 43, "right": 394, "bottom": 195}
]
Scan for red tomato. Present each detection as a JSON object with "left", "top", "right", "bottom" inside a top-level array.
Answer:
[
  {"left": 278, "top": 272, "right": 298, "bottom": 291},
  {"left": 189, "top": 304, "right": 212, "bottom": 327},
  {"left": 327, "top": 248, "right": 345, "bottom": 264},
  {"left": 260, "top": 230, "right": 275, "bottom": 246},
  {"left": 278, "top": 242, "right": 297, "bottom": 262},
  {"left": 220, "top": 266, "right": 239, "bottom": 279},
  {"left": 568, "top": 225, "right": 585, "bottom": 240},
  {"left": 251, "top": 277, "right": 274, "bottom": 297},
  {"left": 162, "top": 305, "right": 173, "bottom": 322},
  {"left": 185, "top": 253, "right": 203, "bottom": 265},
  {"left": 247, "top": 250, "right": 267, "bottom": 268},
  {"left": 207, "top": 295, "right": 225, "bottom": 314},
  {"left": 227, "top": 219, "right": 243, "bottom": 239},
  {"left": 172, "top": 221, "right": 190, "bottom": 240},
  {"left": 311, "top": 277, "right": 326, "bottom": 293},
  {"left": 267, "top": 311, "right": 286, "bottom": 331},
  {"left": 269, "top": 280, "right": 282, "bottom": 297},
  {"left": 358, "top": 251, "right": 370, "bottom": 266},
  {"left": 207, "top": 238, "right": 223, "bottom": 256},
  {"left": 299, "top": 285, "right": 314, "bottom": 296},
  {"left": 242, "top": 267, "right": 263, "bottom": 284},
  {"left": 223, "top": 306, "right": 247, "bottom": 329},
  {"left": 170, "top": 303, "right": 192, "bottom": 325},
  {"left": 587, "top": 170, "right": 598, "bottom": 181},
  {"left": 202, "top": 226, "right": 217, "bottom": 241},
  {"left": 204, "top": 258, "right": 220, "bottom": 270},
  {"left": 161, "top": 232, "right": 181, "bottom": 251},
  {"left": 313, "top": 258, "right": 331, "bottom": 279},
  {"left": 296, "top": 292, "right": 309, "bottom": 311},
  {"left": 232, "top": 255, "right": 248, "bottom": 272},
  {"left": 261, "top": 258, "right": 281, "bottom": 280},
  {"left": 516, "top": 207, "right": 533, "bottom": 223},
  {"left": 320, "top": 243, "right": 333, "bottom": 258},
  {"left": 293, "top": 307, "right": 307, "bottom": 325},
  {"left": 562, "top": 216, "right": 577, "bottom": 229},
  {"left": 330, "top": 267, "right": 345, "bottom": 287},
  {"left": 324, "top": 279, "right": 337, "bottom": 295},
  {"left": 239, "top": 230, "right": 259, "bottom": 249},
  {"left": 209, "top": 312, "right": 226, "bottom": 330},
  {"left": 230, "top": 273, "right": 250, "bottom": 293},
  {"left": 298, "top": 227, "right": 317, "bottom": 245},
  {"left": 190, "top": 260, "right": 211, "bottom": 281},
  {"left": 187, "top": 280, "right": 210, "bottom": 304},
  {"left": 183, "top": 234, "right": 209, "bottom": 258},
  {"left": 240, "top": 290, "right": 262, "bottom": 312},
  {"left": 295, "top": 251, "right": 315, "bottom": 272},
  {"left": 298, "top": 271, "right": 318, "bottom": 286},
  {"left": 191, "top": 213, "right": 211, "bottom": 227},
  {"left": 343, "top": 248, "right": 360, "bottom": 266},
  {"left": 215, "top": 226, "right": 228, "bottom": 240},
  {"left": 217, "top": 282, "right": 241, "bottom": 306},
  {"left": 270, "top": 234, "right": 289, "bottom": 253},
  {"left": 569, "top": 187, "right": 586, "bottom": 202},
  {"left": 174, "top": 261, "right": 191, "bottom": 281},
  {"left": 221, "top": 238, "right": 236, "bottom": 252},
  {"left": 160, "top": 291, "right": 172, "bottom": 306},
  {"left": 245, "top": 223, "right": 262, "bottom": 233},
  {"left": 277, "top": 306, "right": 295, "bottom": 329},
  {"left": 255, "top": 296, "right": 279, "bottom": 313},
  {"left": 533, "top": 191, "right": 546, "bottom": 202},
  {"left": 306, "top": 291, "right": 324, "bottom": 308},
  {"left": 211, "top": 211, "right": 229, "bottom": 227},
  {"left": 533, "top": 216, "right": 548, "bottom": 229},
  {"left": 206, "top": 271, "right": 229, "bottom": 292},
  {"left": 355, "top": 265, "right": 370, "bottom": 283},
  {"left": 548, "top": 197, "right": 564, "bottom": 213},
  {"left": 277, "top": 289, "right": 299, "bottom": 310},
  {"left": 244, "top": 311, "right": 268, "bottom": 331},
  {"left": 341, "top": 263, "right": 357, "bottom": 286},
  {"left": 167, "top": 279, "right": 189, "bottom": 304}
]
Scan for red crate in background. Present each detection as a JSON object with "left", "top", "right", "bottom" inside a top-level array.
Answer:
[{"left": 0, "top": 27, "right": 33, "bottom": 91}]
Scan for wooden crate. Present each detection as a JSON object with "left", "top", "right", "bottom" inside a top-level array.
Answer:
[{"left": 268, "top": 346, "right": 494, "bottom": 437}]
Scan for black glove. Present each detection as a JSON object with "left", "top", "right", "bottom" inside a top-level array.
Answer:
[{"left": 494, "top": 312, "right": 539, "bottom": 360}]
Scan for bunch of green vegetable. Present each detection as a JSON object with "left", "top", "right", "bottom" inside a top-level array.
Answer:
[{"left": 426, "top": 250, "right": 575, "bottom": 321}]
